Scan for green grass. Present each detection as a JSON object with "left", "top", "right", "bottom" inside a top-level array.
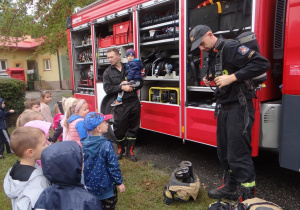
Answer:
[{"left": 1, "top": 127, "right": 216, "bottom": 210}]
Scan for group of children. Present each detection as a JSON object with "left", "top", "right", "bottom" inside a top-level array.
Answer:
[{"left": 2, "top": 89, "right": 126, "bottom": 210}]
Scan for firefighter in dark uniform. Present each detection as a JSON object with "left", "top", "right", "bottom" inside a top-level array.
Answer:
[
  {"left": 103, "top": 48, "right": 142, "bottom": 162},
  {"left": 189, "top": 25, "right": 270, "bottom": 201}
]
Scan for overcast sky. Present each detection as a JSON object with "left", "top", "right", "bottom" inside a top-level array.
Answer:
[{"left": 11, "top": 0, "right": 38, "bottom": 15}]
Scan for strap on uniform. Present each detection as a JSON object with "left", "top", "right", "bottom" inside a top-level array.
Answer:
[{"left": 238, "top": 86, "right": 249, "bottom": 135}]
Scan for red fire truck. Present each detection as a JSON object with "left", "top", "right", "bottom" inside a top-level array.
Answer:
[{"left": 67, "top": 0, "right": 300, "bottom": 171}]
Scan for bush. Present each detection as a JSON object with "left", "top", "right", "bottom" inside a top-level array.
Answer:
[{"left": 0, "top": 78, "right": 26, "bottom": 127}]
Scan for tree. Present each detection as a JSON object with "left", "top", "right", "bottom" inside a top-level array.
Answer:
[{"left": 0, "top": 0, "right": 97, "bottom": 54}]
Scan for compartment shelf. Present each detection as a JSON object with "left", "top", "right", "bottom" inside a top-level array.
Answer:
[
  {"left": 98, "top": 43, "right": 134, "bottom": 51},
  {"left": 187, "top": 86, "right": 214, "bottom": 92},
  {"left": 140, "top": 20, "right": 179, "bottom": 31},
  {"left": 143, "top": 77, "right": 179, "bottom": 81},
  {"left": 140, "top": 37, "right": 179, "bottom": 46},
  {"left": 76, "top": 62, "right": 93, "bottom": 65},
  {"left": 75, "top": 44, "right": 92, "bottom": 48},
  {"left": 213, "top": 26, "right": 252, "bottom": 35}
]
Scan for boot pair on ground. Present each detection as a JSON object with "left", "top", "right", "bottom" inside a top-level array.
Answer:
[
  {"left": 116, "top": 138, "right": 137, "bottom": 162},
  {"left": 208, "top": 171, "right": 256, "bottom": 202}
]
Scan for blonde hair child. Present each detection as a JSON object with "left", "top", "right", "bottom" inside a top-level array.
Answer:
[
  {"left": 40, "top": 90, "right": 53, "bottom": 123},
  {"left": 60, "top": 97, "right": 76, "bottom": 141},
  {"left": 16, "top": 110, "right": 43, "bottom": 128},
  {"left": 64, "top": 99, "right": 89, "bottom": 146}
]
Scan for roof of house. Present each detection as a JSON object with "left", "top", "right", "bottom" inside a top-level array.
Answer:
[{"left": 0, "top": 36, "right": 42, "bottom": 50}]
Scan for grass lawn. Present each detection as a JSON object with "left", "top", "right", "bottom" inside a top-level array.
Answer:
[{"left": 1, "top": 127, "right": 216, "bottom": 210}]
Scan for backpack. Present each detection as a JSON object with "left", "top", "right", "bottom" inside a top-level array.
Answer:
[
  {"left": 235, "top": 31, "right": 267, "bottom": 88},
  {"left": 207, "top": 200, "right": 234, "bottom": 210},
  {"left": 214, "top": 31, "right": 267, "bottom": 90}
]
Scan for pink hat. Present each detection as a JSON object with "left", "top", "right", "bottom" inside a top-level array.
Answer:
[{"left": 24, "top": 120, "right": 52, "bottom": 138}]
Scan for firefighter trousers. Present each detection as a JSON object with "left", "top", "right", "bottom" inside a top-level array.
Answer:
[
  {"left": 113, "top": 98, "right": 141, "bottom": 141},
  {"left": 216, "top": 102, "right": 256, "bottom": 184}
]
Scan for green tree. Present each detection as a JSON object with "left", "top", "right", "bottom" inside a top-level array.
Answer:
[{"left": 0, "top": 0, "right": 96, "bottom": 54}]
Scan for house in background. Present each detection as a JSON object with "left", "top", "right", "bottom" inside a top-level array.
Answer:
[{"left": 0, "top": 35, "right": 71, "bottom": 90}]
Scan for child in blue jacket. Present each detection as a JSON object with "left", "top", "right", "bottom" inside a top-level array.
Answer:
[
  {"left": 0, "top": 98, "right": 14, "bottom": 158},
  {"left": 81, "top": 112, "right": 125, "bottom": 209},
  {"left": 111, "top": 48, "right": 143, "bottom": 106}
]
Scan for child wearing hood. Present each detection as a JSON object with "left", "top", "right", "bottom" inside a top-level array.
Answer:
[
  {"left": 0, "top": 98, "right": 14, "bottom": 158},
  {"left": 3, "top": 126, "right": 50, "bottom": 210},
  {"left": 34, "top": 141, "right": 102, "bottom": 210},
  {"left": 81, "top": 112, "right": 125, "bottom": 210}
]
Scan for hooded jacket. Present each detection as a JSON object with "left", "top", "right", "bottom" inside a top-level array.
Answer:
[
  {"left": 81, "top": 135, "right": 123, "bottom": 197},
  {"left": 125, "top": 58, "right": 143, "bottom": 81},
  {"left": 3, "top": 163, "right": 49, "bottom": 210},
  {"left": 34, "top": 141, "right": 102, "bottom": 210},
  {"left": 0, "top": 98, "right": 11, "bottom": 129}
]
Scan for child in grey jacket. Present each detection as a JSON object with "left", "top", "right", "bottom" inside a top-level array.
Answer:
[{"left": 3, "top": 126, "right": 50, "bottom": 210}]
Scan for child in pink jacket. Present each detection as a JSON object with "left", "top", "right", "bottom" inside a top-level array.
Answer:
[{"left": 64, "top": 99, "right": 89, "bottom": 146}]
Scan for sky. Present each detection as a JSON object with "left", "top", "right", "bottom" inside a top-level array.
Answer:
[{"left": 11, "top": 0, "right": 38, "bottom": 15}]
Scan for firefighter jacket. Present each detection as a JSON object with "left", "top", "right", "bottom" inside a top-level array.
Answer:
[{"left": 211, "top": 38, "right": 270, "bottom": 105}]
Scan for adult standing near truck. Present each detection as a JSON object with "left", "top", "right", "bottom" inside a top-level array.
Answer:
[
  {"left": 103, "top": 48, "right": 142, "bottom": 162},
  {"left": 189, "top": 25, "right": 270, "bottom": 201}
]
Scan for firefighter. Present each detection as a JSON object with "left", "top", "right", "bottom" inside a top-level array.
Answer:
[
  {"left": 189, "top": 25, "right": 270, "bottom": 201},
  {"left": 103, "top": 48, "right": 142, "bottom": 162}
]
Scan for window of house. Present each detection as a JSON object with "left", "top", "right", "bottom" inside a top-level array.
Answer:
[
  {"left": 44, "top": 59, "right": 51, "bottom": 71},
  {"left": 0, "top": 60, "right": 7, "bottom": 71},
  {"left": 16, "top": 63, "right": 21, "bottom": 67}
]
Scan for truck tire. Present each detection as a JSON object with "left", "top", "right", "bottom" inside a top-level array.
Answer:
[{"left": 101, "top": 95, "right": 116, "bottom": 141}]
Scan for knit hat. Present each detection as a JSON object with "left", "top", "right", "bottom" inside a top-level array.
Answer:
[
  {"left": 24, "top": 120, "right": 52, "bottom": 138},
  {"left": 126, "top": 48, "right": 135, "bottom": 57},
  {"left": 84, "top": 112, "right": 113, "bottom": 131}
]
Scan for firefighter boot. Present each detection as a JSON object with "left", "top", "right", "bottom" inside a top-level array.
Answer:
[
  {"left": 126, "top": 137, "right": 137, "bottom": 162},
  {"left": 116, "top": 139, "right": 126, "bottom": 160},
  {"left": 239, "top": 184, "right": 256, "bottom": 202},
  {"left": 208, "top": 171, "right": 239, "bottom": 200}
]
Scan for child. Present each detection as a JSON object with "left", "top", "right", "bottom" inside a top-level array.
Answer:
[
  {"left": 111, "top": 48, "right": 143, "bottom": 106},
  {"left": 52, "top": 101, "right": 64, "bottom": 142},
  {"left": 64, "top": 99, "right": 89, "bottom": 146},
  {"left": 16, "top": 110, "right": 43, "bottom": 128},
  {"left": 60, "top": 97, "right": 76, "bottom": 141},
  {"left": 82, "top": 112, "right": 125, "bottom": 209},
  {"left": 24, "top": 98, "right": 41, "bottom": 112},
  {"left": 40, "top": 90, "right": 53, "bottom": 123},
  {"left": 16, "top": 97, "right": 42, "bottom": 127},
  {"left": 34, "top": 141, "right": 102, "bottom": 210},
  {"left": 0, "top": 98, "right": 14, "bottom": 158},
  {"left": 3, "top": 127, "right": 50, "bottom": 210}
]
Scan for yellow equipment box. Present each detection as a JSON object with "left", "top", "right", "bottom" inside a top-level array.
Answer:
[{"left": 149, "top": 87, "right": 179, "bottom": 104}]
